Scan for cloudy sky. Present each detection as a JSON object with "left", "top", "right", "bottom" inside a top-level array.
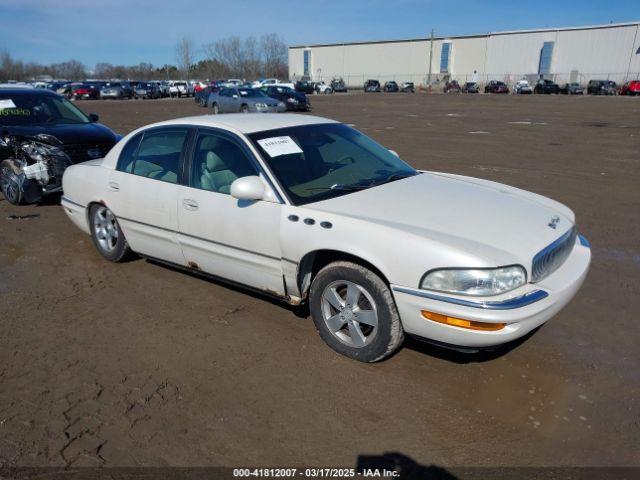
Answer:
[{"left": 1, "top": 0, "right": 637, "bottom": 67}]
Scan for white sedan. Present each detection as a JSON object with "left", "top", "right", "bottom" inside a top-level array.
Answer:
[{"left": 61, "top": 114, "right": 591, "bottom": 362}]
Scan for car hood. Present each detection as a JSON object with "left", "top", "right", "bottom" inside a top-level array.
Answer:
[
  {"left": 306, "top": 172, "right": 575, "bottom": 268},
  {"left": 3, "top": 122, "right": 118, "bottom": 145}
]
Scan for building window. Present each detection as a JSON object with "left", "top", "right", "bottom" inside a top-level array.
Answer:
[
  {"left": 538, "top": 42, "right": 555, "bottom": 76},
  {"left": 440, "top": 42, "right": 451, "bottom": 73},
  {"left": 303, "top": 50, "right": 311, "bottom": 76}
]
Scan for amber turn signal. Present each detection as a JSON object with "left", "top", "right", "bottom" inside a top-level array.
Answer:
[{"left": 421, "top": 310, "right": 506, "bottom": 331}]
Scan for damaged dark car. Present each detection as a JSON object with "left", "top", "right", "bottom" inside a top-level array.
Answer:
[{"left": 0, "top": 89, "right": 119, "bottom": 205}]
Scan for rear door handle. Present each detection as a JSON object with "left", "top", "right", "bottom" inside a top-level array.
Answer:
[
  {"left": 108, "top": 181, "right": 120, "bottom": 192},
  {"left": 182, "top": 199, "right": 199, "bottom": 211}
]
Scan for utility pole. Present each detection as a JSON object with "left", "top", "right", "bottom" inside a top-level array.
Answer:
[{"left": 428, "top": 28, "right": 435, "bottom": 86}]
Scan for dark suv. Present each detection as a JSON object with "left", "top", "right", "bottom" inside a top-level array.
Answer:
[
  {"left": 330, "top": 78, "right": 347, "bottom": 93},
  {"left": 587, "top": 80, "right": 617, "bottom": 95},
  {"left": 462, "top": 82, "right": 479, "bottom": 93},
  {"left": 484, "top": 81, "right": 509, "bottom": 94},
  {"left": 383, "top": 81, "right": 399, "bottom": 92},
  {"left": 444, "top": 80, "right": 461, "bottom": 93},
  {"left": 294, "top": 78, "right": 315, "bottom": 94},
  {"left": 364, "top": 80, "right": 381, "bottom": 92},
  {"left": 534, "top": 79, "right": 560, "bottom": 94}
]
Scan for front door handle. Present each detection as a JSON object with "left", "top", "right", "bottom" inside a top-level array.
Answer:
[
  {"left": 182, "top": 199, "right": 199, "bottom": 211},
  {"left": 108, "top": 181, "right": 120, "bottom": 192}
]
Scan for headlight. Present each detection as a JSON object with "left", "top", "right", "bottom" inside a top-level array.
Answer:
[
  {"left": 255, "top": 103, "right": 267, "bottom": 108},
  {"left": 287, "top": 97, "right": 298, "bottom": 103},
  {"left": 420, "top": 266, "right": 527, "bottom": 296}
]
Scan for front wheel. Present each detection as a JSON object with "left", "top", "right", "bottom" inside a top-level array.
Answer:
[
  {"left": 212, "top": 103, "right": 219, "bottom": 114},
  {"left": 240, "top": 104, "right": 249, "bottom": 113},
  {"left": 0, "top": 160, "right": 25, "bottom": 205},
  {"left": 309, "top": 261, "right": 404, "bottom": 362},
  {"left": 89, "top": 204, "right": 132, "bottom": 262}
]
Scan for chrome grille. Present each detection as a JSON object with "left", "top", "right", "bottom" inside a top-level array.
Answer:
[
  {"left": 63, "top": 143, "right": 114, "bottom": 164},
  {"left": 531, "top": 227, "right": 577, "bottom": 282}
]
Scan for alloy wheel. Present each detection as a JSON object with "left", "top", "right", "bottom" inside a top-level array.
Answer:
[
  {"left": 93, "top": 206, "right": 119, "bottom": 252},
  {"left": 321, "top": 280, "right": 379, "bottom": 348}
]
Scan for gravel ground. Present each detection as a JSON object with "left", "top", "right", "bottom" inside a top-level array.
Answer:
[{"left": 0, "top": 93, "right": 638, "bottom": 471}]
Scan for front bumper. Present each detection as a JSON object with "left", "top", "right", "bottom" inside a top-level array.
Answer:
[
  {"left": 285, "top": 102, "right": 310, "bottom": 111},
  {"left": 391, "top": 236, "right": 591, "bottom": 348},
  {"left": 255, "top": 104, "right": 286, "bottom": 113},
  {"left": 101, "top": 92, "right": 121, "bottom": 99}
]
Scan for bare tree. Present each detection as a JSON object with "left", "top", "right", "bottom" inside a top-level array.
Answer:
[
  {"left": 94, "top": 62, "right": 114, "bottom": 79},
  {"left": 260, "top": 33, "right": 287, "bottom": 78},
  {"left": 50, "top": 60, "right": 86, "bottom": 80},
  {"left": 242, "top": 36, "right": 261, "bottom": 79},
  {"left": 175, "top": 37, "right": 194, "bottom": 79}
]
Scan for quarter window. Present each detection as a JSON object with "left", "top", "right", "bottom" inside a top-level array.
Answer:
[
  {"left": 191, "top": 131, "right": 257, "bottom": 195},
  {"left": 129, "top": 128, "right": 189, "bottom": 184},
  {"left": 117, "top": 133, "right": 142, "bottom": 173}
]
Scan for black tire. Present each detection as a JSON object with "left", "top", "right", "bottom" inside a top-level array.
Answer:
[
  {"left": 212, "top": 103, "right": 219, "bottom": 114},
  {"left": 0, "top": 159, "right": 25, "bottom": 205},
  {"left": 240, "top": 104, "right": 249, "bottom": 113},
  {"left": 309, "top": 261, "right": 404, "bottom": 362},
  {"left": 89, "top": 204, "right": 132, "bottom": 262}
]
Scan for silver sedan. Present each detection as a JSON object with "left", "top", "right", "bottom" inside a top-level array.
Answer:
[{"left": 207, "top": 87, "right": 285, "bottom": 114}]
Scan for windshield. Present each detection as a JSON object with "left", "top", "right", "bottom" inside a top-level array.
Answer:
[
  {"left": 239, "top": 89, "right": 266, "bottom": 98},
  {"left": 249, "top": 123, "right": 417, "bottom": 206},
  {"left": 0, "top": 94, "right": 90, "bottom": 126}
]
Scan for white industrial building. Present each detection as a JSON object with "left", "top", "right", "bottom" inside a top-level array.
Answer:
[{"left": 288, "top": 22, "right": 640, "bottom": 87}]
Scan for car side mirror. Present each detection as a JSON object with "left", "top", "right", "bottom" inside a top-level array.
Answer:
[
  {"left": 230, "top": 176, "right": 266, "bottom": 201},
  {"left": 89, "top": 113, "right": 99, "bottom": 123}
]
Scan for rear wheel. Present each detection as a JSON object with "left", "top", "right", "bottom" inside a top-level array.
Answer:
[
  {"left": 89, "top": 204, "right": 132, "bottom": 262},
  {"left": 309, "top": 261, "right": 404, "bottom": 362},
  {"left": 240, "top": 104, "right": 249, "bottom": 113},
  {"left": 212, "top": 103, "right": 219, "bottom": 114}
]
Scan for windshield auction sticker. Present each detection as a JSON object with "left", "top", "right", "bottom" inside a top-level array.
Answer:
[
  {"left": 257, "top": 136, "right": 303, "bottom": 157},
  {"left": 0, "top": 99, "right": 17, "bottom": 111}
]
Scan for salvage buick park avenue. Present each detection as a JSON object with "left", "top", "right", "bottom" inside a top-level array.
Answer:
[{"left": 61, "top": 114, "right": 591, "bottom": 362}]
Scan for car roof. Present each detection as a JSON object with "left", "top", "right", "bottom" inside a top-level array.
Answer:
[
  {"left": 0, "top": 88, "right": 58, "bottom": 96},
  {"left": 146, "top": 113, "right": 339, "bottom": 134}
]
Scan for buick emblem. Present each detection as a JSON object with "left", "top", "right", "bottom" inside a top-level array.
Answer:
[
  {"left": 86, "top": 148, "right": 101, "bottom": 158},
  {"left": 548, "top": 215, "right": 560, "bottom": 229}
]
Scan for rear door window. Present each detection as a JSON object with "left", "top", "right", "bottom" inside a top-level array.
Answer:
[{"left": 121, "top": 127, "right": 190, "bottom": 184}]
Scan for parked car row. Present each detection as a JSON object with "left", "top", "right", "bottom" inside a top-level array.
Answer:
[
  {"left": 195, "top": 85, "right": 312, "bottom": 114},
  {"left": 347, "top": 77, "right": 638, "bottom": 96},
  {"left": 471, "top": 79, "right": 632, "bottom": 95},
  {"left": 47, "top": 80, "right": 199, "bottom": 100}
]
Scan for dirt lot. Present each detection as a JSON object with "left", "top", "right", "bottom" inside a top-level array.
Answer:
[{"left": 0, "top": 93, "right": 639, "bottom": 472}]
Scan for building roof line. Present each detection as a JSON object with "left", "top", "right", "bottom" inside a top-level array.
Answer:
[{"left": 288, "top": 21, "right": 640, "bottom": 49}]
